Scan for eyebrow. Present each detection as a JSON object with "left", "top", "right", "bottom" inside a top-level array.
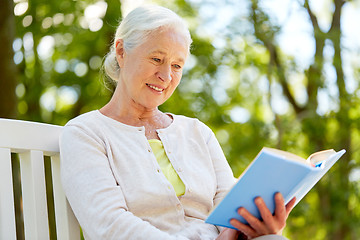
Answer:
[{"left": 149, "top": 50, "right": 185, "bottom": 64}]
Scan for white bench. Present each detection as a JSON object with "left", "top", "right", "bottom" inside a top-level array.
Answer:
[{"left": 0, "top": 118, "right": 80, "bottom": 240}]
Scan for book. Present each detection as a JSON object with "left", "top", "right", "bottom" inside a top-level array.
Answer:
[{"left": 205, "top": 147, "right": 346, "bottom": 229}]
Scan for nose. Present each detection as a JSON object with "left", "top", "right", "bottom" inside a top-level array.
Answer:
[{"left": 157, "top": 64, "right": 172, "bottom": 82}]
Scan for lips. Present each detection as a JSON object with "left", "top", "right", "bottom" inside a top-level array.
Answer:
[{"left": 146, "top": 83, "right": 164, "bottom": 92}]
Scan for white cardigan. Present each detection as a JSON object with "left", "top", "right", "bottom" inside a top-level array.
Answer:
[{"left": 60, "top": 110, "right": 288, "bottom": 240}]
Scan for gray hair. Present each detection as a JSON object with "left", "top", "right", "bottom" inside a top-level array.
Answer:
[{"left": 103, "top": 5, "right": 192, "bottom": 82}]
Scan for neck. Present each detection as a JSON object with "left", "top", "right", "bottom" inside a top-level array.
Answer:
[{"left": 100, "top": 86, "right": 168, "bottom": 127}]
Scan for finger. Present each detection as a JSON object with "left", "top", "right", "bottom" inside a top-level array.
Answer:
[
  {"left": 285, "top": 196, "right": 296, "bottom": 216},
  {"left": 230, "top": 218, "right": 257, "bottom": 239},
  {"left": 274, "top": 192, "right": 286, "bottom": 221},
  {"left": 237, "top": 206, "right": 267, "bottom": 234},
  {"left": 219, "top": 228, "right": 241, "bottom": 239},
  {"left": 254, "top": 197, "right": 275, "bottom": 228}
]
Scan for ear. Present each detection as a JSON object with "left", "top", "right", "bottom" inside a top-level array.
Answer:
[{"left": 115, "top": 39, "right": 125, "bottom": 68}]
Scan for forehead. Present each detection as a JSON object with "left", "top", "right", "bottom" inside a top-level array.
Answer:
[{"left": 137, "top": 29, "right": 189, "bottom": 61}]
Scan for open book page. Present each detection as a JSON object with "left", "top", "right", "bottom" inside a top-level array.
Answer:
[{"left": 306, "top": 149, "right": 336, "bottom": 166}]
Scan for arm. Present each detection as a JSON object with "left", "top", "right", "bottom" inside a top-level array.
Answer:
[
  {"left": 203, "top": 127, "right": 236, "bottom": 205},
  {"left": 60, "top": 124, "right": 185, "bottom": 240}
]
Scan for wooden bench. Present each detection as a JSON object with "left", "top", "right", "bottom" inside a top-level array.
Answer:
[{"left": 0, "top": 118, "right": 80, "bottom": 240}]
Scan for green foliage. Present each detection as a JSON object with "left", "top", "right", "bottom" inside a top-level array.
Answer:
[{"left": 13, "top": 0, "right": 120, "bottom": 125}]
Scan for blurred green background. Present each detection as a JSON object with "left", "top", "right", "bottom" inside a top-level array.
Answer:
[{"left": 1, "top": 0, "right": 360, "bottom": 239}]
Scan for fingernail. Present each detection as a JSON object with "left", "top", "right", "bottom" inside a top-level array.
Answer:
[{"left": 237, "top": 207, "right": 244, "bottom": 215}]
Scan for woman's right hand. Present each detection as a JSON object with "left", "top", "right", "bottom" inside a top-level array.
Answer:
[{"left": 229, "top": 193, "right": 296, "bottom": 239}]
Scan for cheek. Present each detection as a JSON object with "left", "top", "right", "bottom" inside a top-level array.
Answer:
[
  {"left": 137, "top": 63, "right": 157, "bottom": 78},
  {"left": 172, "top": 71, "right": 182, "bottom": 83},
  {"left": 124, "top": 56, "right": 147, "bottom": 74}
]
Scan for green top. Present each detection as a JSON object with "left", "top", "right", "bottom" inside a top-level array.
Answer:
[{"left": 148, "top": 139, "right": 185, "bottom": 196}]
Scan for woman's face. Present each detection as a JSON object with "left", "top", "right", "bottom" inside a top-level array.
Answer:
[{"left": 115, "top": 28, "right": 189, "bottom": 110}]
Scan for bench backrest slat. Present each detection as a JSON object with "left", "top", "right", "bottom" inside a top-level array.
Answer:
[
  {"left": 20, "top": 150, "right": 50, "bottom": 240},
  {"left": 51, "top": 155, "right": 80, "bottom": 240},
  {"left": 0, "top": 148, "right": 17, "bottom": 240}
]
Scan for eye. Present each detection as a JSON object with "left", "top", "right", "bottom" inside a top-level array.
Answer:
[
  {"left": 173, "top": 64, "right": 182, "bottom": 69},
  {"left": 152, "top": 58, "right": 161, "bottom": 62}
]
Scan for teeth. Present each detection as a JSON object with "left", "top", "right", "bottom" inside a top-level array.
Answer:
[{"left": 147, "top": 84, "right": 163, "bottom": 92}]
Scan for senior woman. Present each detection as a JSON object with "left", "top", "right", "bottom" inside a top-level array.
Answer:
[{"left": 60, "top": 5, "right": 295, "bottom": 240}]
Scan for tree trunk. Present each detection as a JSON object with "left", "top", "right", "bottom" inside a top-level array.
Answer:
[
  {"left": 0, "top": 0, "right": 17, "bottom": 118},
  {"left": 1, "top": 1, "right": 23, "bottom": 239},
  {"left": 328, "top": 1, "right": 351, "bottom": 239}
]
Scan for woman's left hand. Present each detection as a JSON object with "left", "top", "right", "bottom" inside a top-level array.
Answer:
[
  {"left": 229, "top": 192, "right": 296, "bottom": 239},
  {"left": 216, "top": 228, "right": 248, "bottom": 240}
]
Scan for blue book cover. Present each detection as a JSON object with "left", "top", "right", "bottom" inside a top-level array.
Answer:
[{"left": 205, "top": 147, "right": 346, "bottom": 229}]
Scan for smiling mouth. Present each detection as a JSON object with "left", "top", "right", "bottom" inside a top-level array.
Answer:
[{"left": 146, "top": 83, "right": 164, "bottom": 92}]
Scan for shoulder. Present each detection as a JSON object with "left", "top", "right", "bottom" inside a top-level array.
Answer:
[
  {"left": 61, "top": 110, "right": 105, "bottom": 143},
  {"left": 65, "top": 110, "right": 100, "bottom": 128}
]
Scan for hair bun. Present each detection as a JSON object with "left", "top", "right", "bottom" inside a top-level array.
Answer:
[{"left": 103, "top": 49, "right": 119, "bottom": 82}]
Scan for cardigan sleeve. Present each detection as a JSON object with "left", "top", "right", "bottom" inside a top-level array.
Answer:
[
  {"left": 60, "top": 124, "right": 188, "bottom": 240},
  {"left": 197, "top": 121, "right": 236, "bottom": 206}
]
